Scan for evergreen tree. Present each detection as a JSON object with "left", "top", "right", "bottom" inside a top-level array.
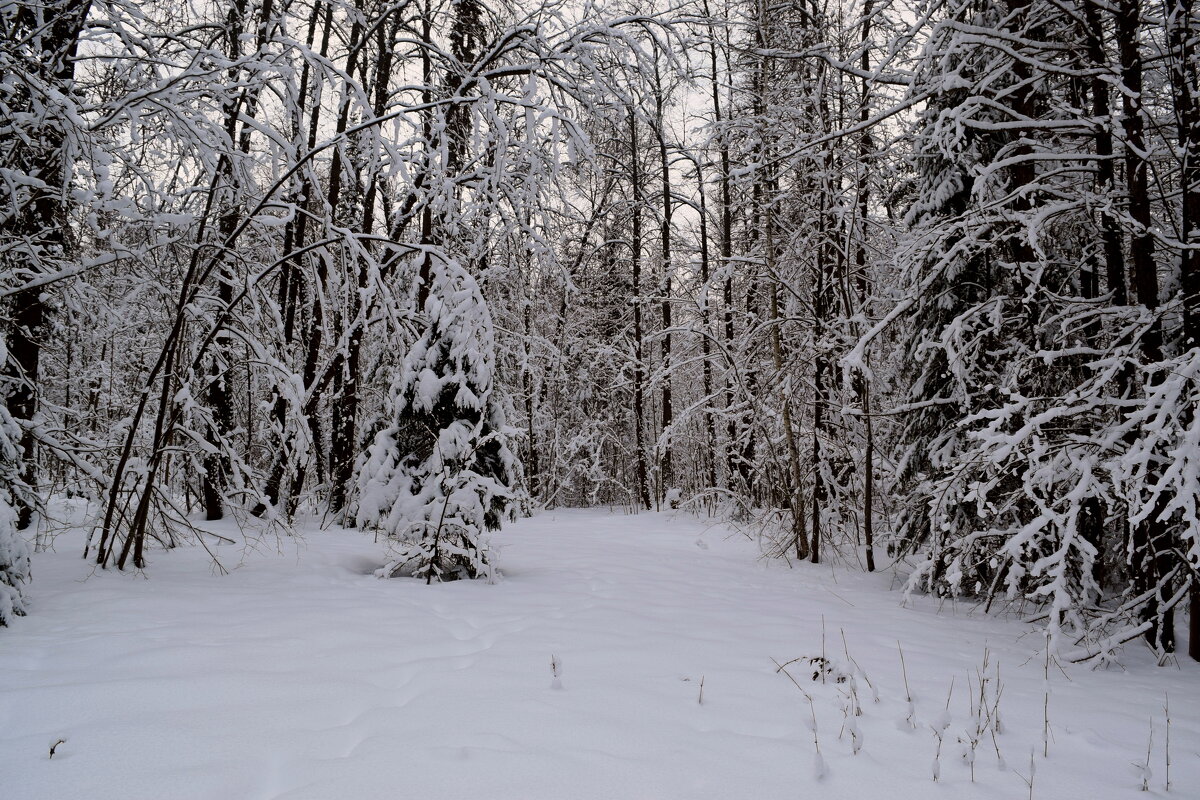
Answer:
[
  {"left": 0, "top": 343, "right": 30, "bottom": 625},
  {"left": 892, "top": 0, "right": 1099, "bottom": 617},
  {"left": 357, "top": 258, "right": 520, "bottom": 582},
  {"left": 888, "top": 0, "right": 1019, "bottom": 587}
]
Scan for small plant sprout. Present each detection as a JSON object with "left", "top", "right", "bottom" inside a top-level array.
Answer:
[
  {"left": 820, "top": 615, "right": 827, "bottom": 684},
  {"left": 988, "top": 686, "right": 1005, "bottom": 771},
  {"left": 1164, "top": 692, "right": 1171, "bottom": 792},
  {"left": 930, "top": 679, "right": 954, "bottom": 781},
  {"left": 550, "top": 654, "right": 563, "bottom": 690},
  {"left": 1136, "top": 716, "right": 1154, "bottom": 791},
  {"left": 773, "top": 658, "right": 826, "bottom": 781},
  {"left": 993, "top": 660, "right": 1004, "bottom": 736},
  {"left": 840, "top": 628, "right": 876, "bottom": 706},
  {"left": 959, "top": 647, "right": 1005, "bottom": 781},
  {"left": 1042, "top": 634, "right": 1051, "bottom": 757},
  {"left": 834, "top": 666, "right": 864, "bottom": 754},
  {"left": 898, "top": 640, "right": 915, "bottom": 729},
  {"left": 931, "top": 726, "right": 945, "bottom": 781},
  {"left": 809, "top": 703, "right": 827, "bottom": 781},
  {"left": 1014, "top": 747, "right": 1036, "bottom": 800},
  {"left": 845, "top": 705, "right": 864, "bottom": 755},
  {"left": 49, "top": 739, "right": 65, "bottom": 759}
]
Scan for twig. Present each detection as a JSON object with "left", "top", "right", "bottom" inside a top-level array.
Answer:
[
  {"left": 840, "top": 629, "right": 877, "bottom": 699},
  {"left": 1043, "top": 636, "right": 1051, "bottom": 757},
  {"left": 820, "top": 615, "right": 827, "bottom": 684},
  {"left": 1140, "top": 717, "right": 1154, "bottom": 791},
  {"left": 1164, "top": 692, "right": 1171, "bottom": 792},
  {"left": 772, "top": 658, "right": 822, "bottom": 764},
  {"left": 773, "top": 657, "right": 813, "bottom": 700}
]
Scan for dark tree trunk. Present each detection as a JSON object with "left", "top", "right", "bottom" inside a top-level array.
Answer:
[
  {"left": 704, "top": 0, "right": 738, "bottom": 492},
  {"left": 1166, "top": 0, "right": 1200, "bottom": 660},
  {"left": 629, "top": 111, "right": 652, "bottom": 511},
  {"left": 1118, "top": 0, "right": 1173, "bottom": 653},
  {"left": 523, "top": 300, "right": 540, "bottom": 498},
  {"left": 695, "top": 163, "right": 718, "bottom": 492},
  {"left": 654, "top": 53, "right": 674, "bottom": 501},
  {"left": 1173, "top": 0, "right": 1200, "bottom": 350},
  {"left": 200, "top": 0, "right": 253, "bottom": 522},
  {"left": 332, "top": 6, "right": 403, "bottom": 519},
  {"left": 2, "top": 0, "right": 94, "bottom": 529},
  {"left": 810, "top": 248, "right": 827, "bottom": 564},
  {"left": 258, "top": 0, "right": 328, "bottom": 517},
  {"left": 810, "top": 112, "right": 832, "bottom": 564},
  {"left": 320, "top": 2, "right": 366, "bottom": 515},
  {"left": 203, "top": 0, "right": 279, "bottom": 521},
  {"left": 857, "top": 0, "right": 875, "bottom": 572}
]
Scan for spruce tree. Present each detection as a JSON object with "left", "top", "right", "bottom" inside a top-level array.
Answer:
[
  {"left": 893, "top": 0, "right": 1101, "bottom": 624},
  {"left": 0, "top": 343, "right": 30, "bottom": 625},
  {"left": 896, "top": 0, "right": 1032, "bottom": 589},
  {"left": 357, "top": 259, "right": 520, "bottom": 582}
]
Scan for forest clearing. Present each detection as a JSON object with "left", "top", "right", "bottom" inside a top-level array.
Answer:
[{"left": 4, "top": 508, "right": 1196, "bottom": 799}]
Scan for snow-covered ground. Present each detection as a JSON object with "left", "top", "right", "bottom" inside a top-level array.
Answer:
[{"left": 2, "top": 508, "right": 1196, "bottom": 799}]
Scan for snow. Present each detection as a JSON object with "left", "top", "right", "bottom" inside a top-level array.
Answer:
[{"left": 2, "top": 508, "right": 1198, "bottom": 799}]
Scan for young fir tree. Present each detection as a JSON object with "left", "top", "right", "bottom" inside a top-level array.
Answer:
[
  {"left": 0, "top": 342, "right": 31, "bottom": 625},
  {"left": 357, "top": 258, "right": 520, "bottom": 582},
  {"left": 893, "top": 0, "right": 1026, "bottom": 589},
  {"left": 892, "top": 0, "right": 1097, "bottom": 618}
]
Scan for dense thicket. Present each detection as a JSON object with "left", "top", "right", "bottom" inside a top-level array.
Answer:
[{"left": 1, "top": 0, "right": 1196, "bottom": 662}]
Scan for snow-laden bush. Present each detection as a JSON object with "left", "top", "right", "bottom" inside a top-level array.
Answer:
[{"left": 358, "top": 257, "right": 520, "bottom": 582}]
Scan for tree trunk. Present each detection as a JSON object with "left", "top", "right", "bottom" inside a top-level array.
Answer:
[
  {"left": 767, "top": 224, "right": 808, "bottom": 561},
  {"left": 629, "top": 111, "right": 652, "bottom": 510},
  {"left": 1166, "top": 0, "right": 1200, "bottom": 660},
  {"left": 258, "top": 0, "right": 328, "bottom": 517},
  {"left": 654, "top": 53, "right": 674, "bottom": 501},
  {"left": 857, "top": 0, "right": 875, "bottom": 572},
  {"left": 2, "top": 0, "right": 95, "bottom": 529},
  {"left": 695, "top": 162, "right": 718, "bottom": 492},
  {"left": 705, "top": 0, "right": 737, "bottom": 492},
  {"left": 321, "top": 1, "right": 367, "bottom": 515},
  {"left": 1118, "top": 0, "right": 1173, "bottom": 653}
]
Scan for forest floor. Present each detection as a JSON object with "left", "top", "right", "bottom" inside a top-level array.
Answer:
[{"left": 2, "top": 507, "right": 1197, "bottom": 799}]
